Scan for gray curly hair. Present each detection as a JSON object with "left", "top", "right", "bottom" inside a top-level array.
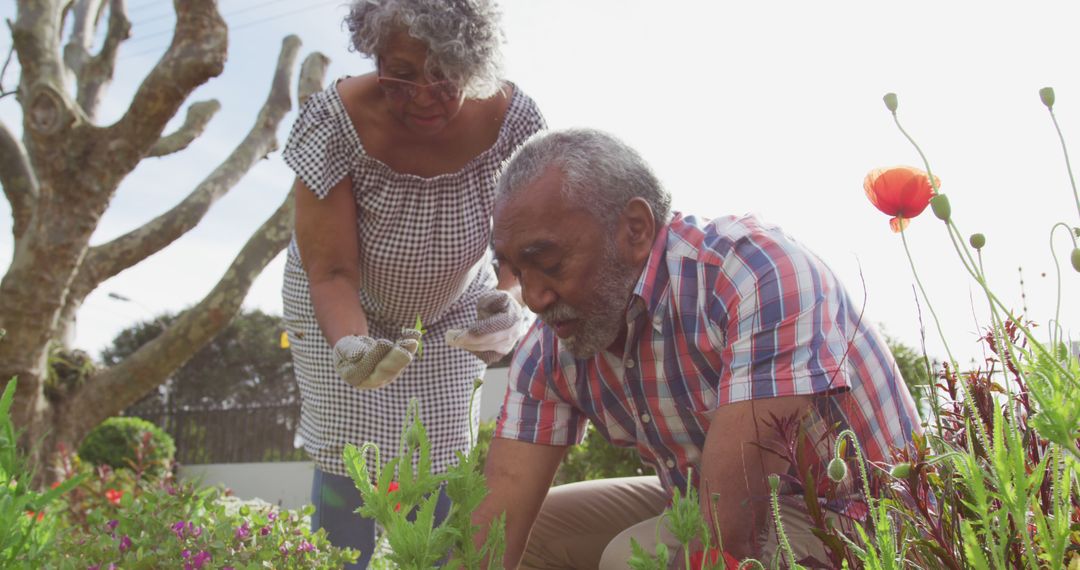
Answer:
[
  {"left": 496, "top": 129, "right": 673, "bottom": 230},
  {"left": 345, "top": 0, "right": 504, "bottom": 99}
]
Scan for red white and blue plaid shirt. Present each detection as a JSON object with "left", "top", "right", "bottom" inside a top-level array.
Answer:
[{"left": 496, "top": 213, "right": 920, "bottom": 492}]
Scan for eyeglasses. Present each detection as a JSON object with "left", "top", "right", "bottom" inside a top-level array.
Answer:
[{"left": 376, "top": 69, "right": 461, "bottom": 103}]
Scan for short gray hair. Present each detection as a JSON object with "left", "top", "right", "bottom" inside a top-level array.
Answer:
[
  {"left": 496, "top": 129, "right": 672, "bottom": 230},
  {"left": 345, "top": 0, "right": 504, "bottom": 99}
]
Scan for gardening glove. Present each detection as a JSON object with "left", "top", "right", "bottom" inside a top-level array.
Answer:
[
  {"left": 333, "top": 328, "right": 422, "bottom": 389},
  {"left": 445, "top": 289, "right": 526, "bottom": 364}
]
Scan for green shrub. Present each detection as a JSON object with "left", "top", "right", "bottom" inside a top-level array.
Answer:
[
  {"left": 555, "top": 425, "right": 650, "bottom": 486},
  {"left": 78, "top": 417, "right": 175, "bottom": 476}
]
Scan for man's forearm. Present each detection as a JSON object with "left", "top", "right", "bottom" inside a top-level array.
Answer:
[{"left": 473, "top": 438, "right": 567, "bottom": 568}]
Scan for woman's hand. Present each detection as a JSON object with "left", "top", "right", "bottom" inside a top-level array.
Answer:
[
  {"left": 445, "top": 289, "right": 526, "bottom": 364},
  {"left": 333, "top": 328, "right": 422, "bottom": 389}
]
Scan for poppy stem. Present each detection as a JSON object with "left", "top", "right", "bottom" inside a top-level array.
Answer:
[
  {"left": 891, "top": 113, "right": 939, "bottom": 195},
  {"left": 1045, "top": 107, "right": 1080, "bottom": 223},
  {"left": 899, "top": 228, "right": 992, "bottom": 451}
]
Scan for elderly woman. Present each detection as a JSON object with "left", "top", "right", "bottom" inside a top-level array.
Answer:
[{"left": 280, "top": 0, "right": 546, "bottom": 565}]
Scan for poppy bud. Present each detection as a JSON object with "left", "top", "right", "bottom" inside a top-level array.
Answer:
[
  {"left": 473, "top": 378, "right": 484, "bottom": 390},
  {"left": 930, "top": 194, "right": 951, "bottom": 221},
  {"left": 405, "top": 423, "right": 425, "bottom": 449},
  {"left": 889, "top": 462, "right": 912, "bottom": 478},
  {"left": 1039, "top": 87, "right": 1055, "bottom": 110},
  {"left": 1071, "top": 248, "right": 1080, "bottom": 273},
  {"left": 768, "top": 474, "right": 780, "bottom": 492},
  {"left": 883, "top": 93, "right": 898, "bottom": 113},
  {"left": 969, "top": 233, "right": 986, "bottom": 250},
  {"left": 827, "top": 457, "right": 848, "bottom": 482}
]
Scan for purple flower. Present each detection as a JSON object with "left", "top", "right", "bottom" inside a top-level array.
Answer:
[
  {"left": 267, "top": 512, "right": 278, "bottom": 521},
  {"left": 191, "top": 551, "right": 211, "bottom": 569},
  {"left": 172, "top": 521, "right": 187, "bottom": 540},
  {"left": 190, "top": 525, "right": 202, "bottom": 539},
  {"left": 181, "top": 549, "right": 191, "bottom": 559},
  {"left": 118, "top": 535, "right": 132, "bottom": 553},
  {"left": 260, "top": 525, "right": 271, "bottom": 536},
  {"left": 279, "top": 544, "right": 290, "bottom": 556},
  {"left": 234, "top": 521, "right": 251, "bottom": 541},
  {"left": 296, "top": 540, "right": 315, "bottom": 553},
  {"left": 106, "top": 519, "right": 119, "bottom": 532}
]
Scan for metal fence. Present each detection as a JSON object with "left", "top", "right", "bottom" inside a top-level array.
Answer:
[{"left": 131, "top": 403, "right": 306, "bottom": 465}]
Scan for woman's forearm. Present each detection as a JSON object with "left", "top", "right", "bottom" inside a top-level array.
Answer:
[{"left": 309, "top": 275, "right": 369, "bottom": 345}]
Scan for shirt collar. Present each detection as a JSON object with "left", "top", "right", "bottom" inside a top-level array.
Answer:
[{"left": 629, "top": 212, "right": 682, "bottom": 328}]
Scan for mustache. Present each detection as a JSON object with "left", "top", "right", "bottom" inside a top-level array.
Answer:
[{"left": 539, "top": 303, "right": 579, "bottom": 324}]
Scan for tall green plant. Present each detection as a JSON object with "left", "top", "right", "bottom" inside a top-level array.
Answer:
[
  {"left": 0, "top": 379, "right": 83, "bottom": 568},
  {"left": 344, "top": 387, "right": 506, "bottom": 569}
]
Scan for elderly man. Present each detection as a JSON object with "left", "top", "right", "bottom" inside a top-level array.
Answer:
[{"left": 474, "top": 128, "right": 919, "bottom": 569}]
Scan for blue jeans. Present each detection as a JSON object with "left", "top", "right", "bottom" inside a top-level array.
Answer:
[{"left": 310, "top": 468, "right": 452, "bottom": 569}]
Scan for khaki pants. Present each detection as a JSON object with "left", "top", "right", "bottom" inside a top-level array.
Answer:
[{"left": 520, "top": 476, "right": 833, "bottom": 569}]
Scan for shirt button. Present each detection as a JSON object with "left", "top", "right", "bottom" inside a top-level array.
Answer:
[
  {"left": 624, "top": 359, "right": 635, "bottom": 369},
  {"left": 665, "top": 459, "right": 676, "bottom": 469},
  {"left": 641, "top": 413, "right": 651, "bottom": 423}
]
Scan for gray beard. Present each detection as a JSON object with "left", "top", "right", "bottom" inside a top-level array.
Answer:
[{"left": 540, "top": 243, "right": 640, "bottom": 359}]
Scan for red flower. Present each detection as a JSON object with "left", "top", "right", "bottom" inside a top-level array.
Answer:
[
  {"left": 863, "top": 166, "right": 939, "bottom": 232},
  {"left": 26, "top": 510, "right": 45, "bottom": 522},
  {"left": 105, "top": 488, "right": 124, "bottom": 505},
  {"left": 387, "top": 481, "right": 401, "bottom": 512},
  {"left": 689, "top": 548, "right": 741, "bottom": 569}
]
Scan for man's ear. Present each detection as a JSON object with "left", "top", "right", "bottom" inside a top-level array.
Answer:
[{"left": 618, "top": 198, "right": 656, "bottom": 265}]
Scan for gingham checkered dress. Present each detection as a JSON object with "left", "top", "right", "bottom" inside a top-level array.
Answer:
[{"left": 281, "top": 80, "right": 546, "bottom": 478}]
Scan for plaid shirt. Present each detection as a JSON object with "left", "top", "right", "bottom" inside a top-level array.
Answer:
[{"left": 496, "top": 213, "right": 920, "bottom": 492}]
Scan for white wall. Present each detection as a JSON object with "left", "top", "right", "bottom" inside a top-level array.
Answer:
[{"left": 180, "top": 365, "right": 512, "bottom": 510}]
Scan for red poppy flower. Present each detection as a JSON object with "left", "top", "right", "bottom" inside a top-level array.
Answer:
[
  {"left": 387, "top": 481, "right": 401, "bottom": 512},
  {"left": 863, "top": 166, "right": 939, "bottom": 232},
  {"left": 105, "top": 488, "right": 124, "bottom": 505}
]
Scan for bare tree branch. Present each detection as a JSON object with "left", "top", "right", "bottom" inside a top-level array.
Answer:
[
  {"left": 72, "top": 193, "right": 296, "bottom": 431},
  {"left": 62, "top": 0, "right": 103, "bottom": 76},
  {"left": 145, "top": 99, "right": 221, "bottom": 158},
  {"left": 0, "top": 40, "right": 16, "bottom": 99},
  {"left": 0, "top": 119, "right": 39, "bottom": 240},
  {"left": 12, "top": 0, "right": 70, "bottom": 91},
  {"left": 298, "top": 51, "right": 331, "bottom": 106},
  {"left": 100, "top": 0, "right": 226, "bottom": 174},
  {"left": 77, "top": 36, "right": 302, "bottom": 292},
  {"left": 63, "top": 0, "right": 131, "bottom": 120}
]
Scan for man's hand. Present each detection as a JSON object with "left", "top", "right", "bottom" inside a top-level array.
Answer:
[
  {"left": 333, "top": 328, "right": 422, "bottom": 389},
  {"left": 445, "top": 289, "right": 526, "bottom": 364}
]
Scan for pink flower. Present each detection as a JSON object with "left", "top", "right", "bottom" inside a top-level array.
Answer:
[
  {"left": 863, "top": 166, "right": 939, "bottom": 232},
  {"left": 118, "top": 535, "right": 132, "bottom": 553},
  {"left": 235, "top": 521, "right": 251, "bottom": 541}
]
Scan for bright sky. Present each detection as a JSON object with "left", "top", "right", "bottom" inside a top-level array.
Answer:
[{"left": 1, "top": 1, "right": 1078, "bottom": 367}]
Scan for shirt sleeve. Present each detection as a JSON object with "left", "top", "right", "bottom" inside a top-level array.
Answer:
[
  {"left": 281, "top": 85, "right": 356, "bottom": 199},
  {"left": 495, "top": 321, "right": 588, "bottom": 446},
  {"left": 708, "top": 227, "right": 855, "bottom": 405}
]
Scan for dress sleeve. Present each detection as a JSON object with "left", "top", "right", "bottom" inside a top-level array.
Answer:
[
  {"left": 281, "top": 86, "right": 356, "bottom": 199},
  {"left": 497, "top": 87, "right": 548, "bottom": 156}
]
